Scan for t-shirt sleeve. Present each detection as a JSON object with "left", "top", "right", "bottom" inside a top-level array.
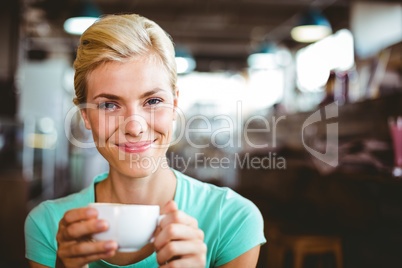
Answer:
[
  {"left": 25, "top": 203, "right": 58, "bottom": 267},
  {"left": 214, "top": 189, "right": 266, "bottom": 267}
]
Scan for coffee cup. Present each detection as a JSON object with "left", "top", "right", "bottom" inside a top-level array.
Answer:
[{"left": 88, "top": 203, "right": 162, "bottom": 252}]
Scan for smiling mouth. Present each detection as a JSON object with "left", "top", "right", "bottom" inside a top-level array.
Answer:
[{"left": 117, "top": 141, "right": 154, "bottom": 153}]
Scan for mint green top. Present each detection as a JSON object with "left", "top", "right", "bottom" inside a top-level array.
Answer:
[{"left": 25, "top": 169, "right": 266, "bottom": 267}]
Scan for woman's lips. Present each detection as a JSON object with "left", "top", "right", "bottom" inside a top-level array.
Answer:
[{"left": 117, "top": 141, "right": 152, "bottom": 153}]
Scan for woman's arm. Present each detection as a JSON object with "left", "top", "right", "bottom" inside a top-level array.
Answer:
[
  {"left": 29, "top": 260, "right": 90, "bottom": 268},
  {"left": 29, "top": 260, "right": 52, "bottom": 268},
  {"left": 217, "top": 246, "right": 261, "bottom": 268}
]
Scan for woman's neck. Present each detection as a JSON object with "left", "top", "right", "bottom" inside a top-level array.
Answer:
[{"left": 95, "top": 160, "right": 177, "bottom": 208}]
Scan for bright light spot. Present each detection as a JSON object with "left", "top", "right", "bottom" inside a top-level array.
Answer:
[
  {"left": 296, "top": 46, "right": 331, "bottom": 91},
  {"left": 62, "top": 67, "right": 75, "bottom": 93},
  {"left": 247, "top": 69, "right": 284, "bottom": 109},
  {"left": 26, "top": 133, "right": 57, "bottom": 149},
  {"left": 176, "top": 70, "right": 283, "bottom": 118},
  {"left": 64, "top": 17, "right": 98, "bottom": 35},
  {"left": 177, "top": 72, "right": 245, "bottom": 114},
  {"left": 247, "top": 53, "right": 277, "bottom": 69},
  {"left": 275, "top": 49, "right": 292, "bottom": 66},
  {"left": 333, "top": 30, "right": 354, "bottom": 71},
  {"left": 291, "top": 25, "right": 332, "bottom": 43},
  {"left": 296, "top": 29, "right": 354, "bottom": 92},
  {"left": 176, "top": 57, "right": 196, "bottom": 74},
  {"left": 38, "top": 117, "right": 54, "bottom": 134},
  {"left": 248, "top": 46, "right": 292, "bottom": 69}
]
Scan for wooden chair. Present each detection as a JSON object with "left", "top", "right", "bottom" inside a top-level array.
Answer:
[{"left": 267, "top": 226, "right": 343, "bottom": 268}]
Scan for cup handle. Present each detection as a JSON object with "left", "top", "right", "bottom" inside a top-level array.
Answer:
[{"left": 150, "top": 215, "right": 166, "bottom": 243}]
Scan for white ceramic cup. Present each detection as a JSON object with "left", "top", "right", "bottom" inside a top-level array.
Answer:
[{"left": 88, "top": 203, "right": 162, "bottom": 252}]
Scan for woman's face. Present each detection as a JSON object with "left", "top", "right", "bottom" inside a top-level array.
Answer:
[{"left": 81, "top": 56, "right": 177, "bottom": 178}]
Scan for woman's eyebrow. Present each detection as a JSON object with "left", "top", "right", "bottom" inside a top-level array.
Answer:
[
  {"left": 92, "top": 88, "right": 166, "bottom": 101},
  {"left": 139, "top": 88, "right": 164, "bottom": 99},
  {"left": 92, "top": 93, "right": 121, "bottom": 100}
]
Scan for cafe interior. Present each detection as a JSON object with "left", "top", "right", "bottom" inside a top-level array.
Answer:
[{"left": 1, "top": 0, "right": 402, "bottom": 267}]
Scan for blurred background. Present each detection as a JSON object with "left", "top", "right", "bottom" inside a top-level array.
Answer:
[{"left": 1, "top": 0, "right": 402, "bottom": 267}]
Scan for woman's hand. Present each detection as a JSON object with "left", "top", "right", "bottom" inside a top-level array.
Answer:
[
  {"left": 55, "top": 207, "right": 118, "bottom": 268},
  {"left": 154, "top": 201, "right": 207, "bottom": 268}
]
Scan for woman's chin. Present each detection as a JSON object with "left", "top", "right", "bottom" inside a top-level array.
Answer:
[
  {"left": 110, "top": 161, "right": 159, "bottom": 178},
  {"left": 101, "top": 146, "right": 169, "bottom": 178}
]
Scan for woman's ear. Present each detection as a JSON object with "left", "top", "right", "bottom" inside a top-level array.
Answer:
[
  {"left": 80, "top": 108, "right": 92, "bottom": 130},
  {"left": 173, "top": 88, "right": 179, "bottom": 121}
]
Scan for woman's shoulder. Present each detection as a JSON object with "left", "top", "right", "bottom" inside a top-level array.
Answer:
[
  {"left": 173, "top": 169, "right": 231, "bottom": 198},
  {"left": 172, "top": 169, "right": 266, "bottom": 266},
  {"left": 27, "top": 182, "right": 94, "bottom": 225},
  {"left": 173, "top": 169, "right": 260, "bottom": 214}
]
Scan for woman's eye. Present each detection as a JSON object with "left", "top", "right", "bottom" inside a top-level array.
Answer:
[
  {"left": 146, "top": 98, "right": 162, "bottom": 106},
  {"left": 98, "top": 102, "right": 118, "bottom": 111}
]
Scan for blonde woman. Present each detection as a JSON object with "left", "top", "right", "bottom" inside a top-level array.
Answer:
[{"left": 25, "top": 14, "right": 265, "bottom": 268}]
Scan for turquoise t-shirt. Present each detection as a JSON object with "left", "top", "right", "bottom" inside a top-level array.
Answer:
[{"left": 25, "top": 169, "right": 266, "bottom": 267}]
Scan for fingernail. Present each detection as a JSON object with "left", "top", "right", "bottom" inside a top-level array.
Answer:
[
  {"left": 97, "top": 220, "right": 108, "bottom": 230},
  {"left": 87, "top": 208, "right": 97, "bottom": 217},
  {"left": 105, "top": 241, "right": 117, "bottom": 250}
]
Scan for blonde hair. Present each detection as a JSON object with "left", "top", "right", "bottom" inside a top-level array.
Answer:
[{"left": 73, "top": 14, "right": 177, "bottom": 105}]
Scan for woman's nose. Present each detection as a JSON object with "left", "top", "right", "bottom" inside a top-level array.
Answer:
[{"left": 121, "top": 113, "right": 148, "bottom": 137}]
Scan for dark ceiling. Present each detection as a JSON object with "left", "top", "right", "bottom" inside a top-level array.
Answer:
[{"left": 26, "top": 0, "right": 402, "bottom": 71}]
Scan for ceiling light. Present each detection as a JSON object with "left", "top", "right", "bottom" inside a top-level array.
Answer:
[
  {"left": 291, "top": 9, "right": 332, "bottom": 43},
  {"left": 63, "top": 0, "right": 101, "bottom": 35},
  {"left": 175, "top": 46, "right": 196, "bottom": 74},
  {"left": 247, "top": 43, "right": 278, "bottom": 69}
]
